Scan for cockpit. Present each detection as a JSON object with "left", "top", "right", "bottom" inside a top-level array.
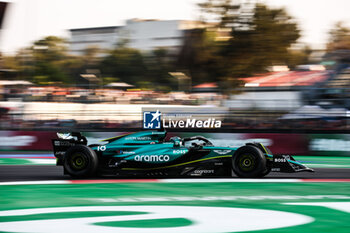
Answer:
[{"left": 170, "top": 136, "right": 214, "bottom": 149}]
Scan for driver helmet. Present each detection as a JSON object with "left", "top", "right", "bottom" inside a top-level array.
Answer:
[{"left": 170, "top": 136, "right": 181, "bottom": 146}]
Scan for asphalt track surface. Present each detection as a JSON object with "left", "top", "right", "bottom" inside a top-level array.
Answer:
[{"left": 1, "top": 165, "right": 350, "bottom": 181}]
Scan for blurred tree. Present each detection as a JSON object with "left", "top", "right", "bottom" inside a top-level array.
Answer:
[
  {"left": 182, "top": 0, "right": 300, "bottom": 89},
  {"left": 31, "top": 36, "right": 70, "bottom": 83},
  {"left": 144, "top": 48, "right": 177, "bottom": 89},
  {"left": 223, "top": 3, "right": 300, "bottom": 77},
  {"left": 14, "top": 48, "right": 35, "bottom": 81},
  {"left": 63, "top": 54, "right": 85, "bottom": 85},
  {"left": 1, "top": 55, "right": 19, "bottom": 70},
  {"left": 0, "top": 53, "right": 20, "bottom": 79},
  {"left": 198, "top": 0, "right": 240, "bottom": 28},
  {"left": 82, "top": 45, "right": 100, "bottom": 68},
  {"left": 9, "top": 36, "right": 97, "bottom": 85},
  {"left": 103, "top": 77, "right": 119, "bottom": 84},
  {"left": 177, "top": 29, "right": 223, "bottom": 84},
  {"left": 285, "top": 45, "right": 312, "bottom": 69},
  {"left": 136, "top": 80, "right": 154, "bottom": 90},
  {"left": 33, "top": 75, "right": 49, "bottom": 84},
  {"left": 327, "top": 22, "right": 350, "bottom": 51},
  {"left": 100, "top": 47, "right": 146, "bottom": 85}
]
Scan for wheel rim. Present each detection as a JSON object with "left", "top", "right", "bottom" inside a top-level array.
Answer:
[
  {"left": 238, "top": 154, "right": 256, "bottom": 171},
  {"left": 70, "top": 153, "right": 88, "bottom": 170}
]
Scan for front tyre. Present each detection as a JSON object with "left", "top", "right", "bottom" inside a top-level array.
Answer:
[
  {"left": 232, "top": 145, "right": 267, "bottom": 178},
  {"left": 64, "top": 145, "right": 98, "bottom": 177}
]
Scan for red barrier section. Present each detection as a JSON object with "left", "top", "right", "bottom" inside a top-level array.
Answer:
[{"left": 245, "top": 133, "right": 309, "bottom": 155}]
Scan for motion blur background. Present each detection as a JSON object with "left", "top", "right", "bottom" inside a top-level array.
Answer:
[
  {"left": 1, "top": 4, "right": 350, "bottom": 232},
  {"left": 0, "top": 0, "right": 349, "bottom": 155}
]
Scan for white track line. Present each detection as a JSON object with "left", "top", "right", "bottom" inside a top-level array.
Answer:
[
  {"left": 160, "top": 179, "right": 301, "bottom": 183},
  {"left": 2, "top": 178, "right": 350, "bottom": 186},
  {"left": 0, "top": 179, "right": 302, "bottom": 186}
]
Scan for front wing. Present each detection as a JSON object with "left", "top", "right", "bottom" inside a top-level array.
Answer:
[{"left": 271, "top": 155, "right": 314, "bottom": 173}]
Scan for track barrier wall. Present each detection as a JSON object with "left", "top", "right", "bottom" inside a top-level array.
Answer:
[{"left": 1, "top": 131, "right": 350, "bottom": 156}]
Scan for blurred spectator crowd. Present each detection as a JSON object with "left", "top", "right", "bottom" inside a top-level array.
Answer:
[{"left": 0, "top": 85, "right": 224, "bottom": 105}]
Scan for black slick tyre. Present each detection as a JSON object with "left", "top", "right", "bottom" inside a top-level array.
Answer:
[
  {"left": 248, "top": 143, "right": 272, "bottom": 177},
  {"left": 232, "top": 145, "right": 267, "bottom": 178},
  {"left": 64, "top": 145, "right": 98, "bottom": 178}
]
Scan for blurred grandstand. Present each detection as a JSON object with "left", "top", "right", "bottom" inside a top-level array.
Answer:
[{"left": 0, "top": 53, "right": 350, "bottom": 132}]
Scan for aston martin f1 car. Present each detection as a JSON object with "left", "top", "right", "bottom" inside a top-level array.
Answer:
[{"left": 52, "top": 131, "right": 313, "bottom": 178}]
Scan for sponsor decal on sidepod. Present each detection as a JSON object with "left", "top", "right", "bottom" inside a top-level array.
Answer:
[{"left": 134, "top": 155, "right": 170, "bottom": 162}]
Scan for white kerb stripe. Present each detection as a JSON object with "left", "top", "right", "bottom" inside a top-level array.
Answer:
[
  {"left": 0, "top": 180, "right": 70, "bottom": 186},
  {"left": 0, "top": 179, "right": 304, "bottom": 186}
]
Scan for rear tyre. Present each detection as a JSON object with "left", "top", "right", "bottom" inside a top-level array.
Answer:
[
  {"left": 232, "top": 145, "right": 267, "bottom": 178},
  {"left": 64, "top": 145, "right": 98, "bottom": 178}
]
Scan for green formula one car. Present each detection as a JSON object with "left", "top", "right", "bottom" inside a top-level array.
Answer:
[{"left": 52, "top": 131, "right": 313, "bottom": 178}]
